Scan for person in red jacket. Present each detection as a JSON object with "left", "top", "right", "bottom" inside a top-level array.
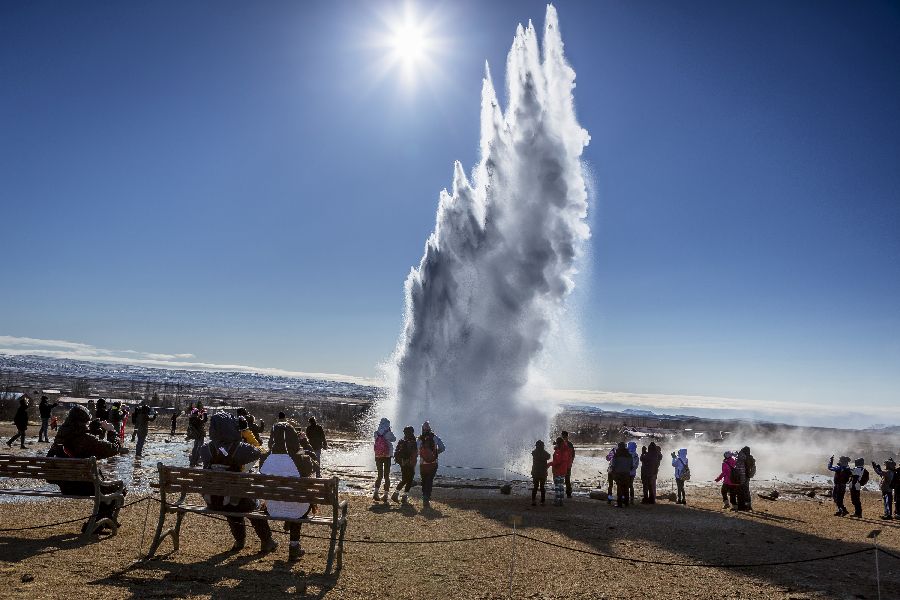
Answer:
[
  {"left": 715, "top": 451, "right": 738, "bottom": 509},
  {"left": 547, "top": 437, "right": 573, "bottom": 506}
]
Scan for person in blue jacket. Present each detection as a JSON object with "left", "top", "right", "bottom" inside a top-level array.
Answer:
[{"left": 827, "top": 455, "right": 852, "bottom": 517}]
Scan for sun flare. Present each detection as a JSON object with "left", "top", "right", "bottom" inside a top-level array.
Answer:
[{"left": 369, "top": 2, "right": 447, "bottom": 89}]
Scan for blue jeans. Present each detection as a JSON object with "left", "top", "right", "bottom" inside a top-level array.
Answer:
[
  {"left": 553, "top": 475, "right": 565, "bottom": 504},
  {"left": 883, "top": 490, "right": 894, "bottom": 517},
  {"left": 135, "top": 431, "right": 147, "bottom": 457},
  {"left": 38, "top": 418, "right": 50, "bottom": 442}
]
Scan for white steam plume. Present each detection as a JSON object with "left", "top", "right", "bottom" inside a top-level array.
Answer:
[{"left": 386, "top": 5, "right": 590, "bottom": 468}]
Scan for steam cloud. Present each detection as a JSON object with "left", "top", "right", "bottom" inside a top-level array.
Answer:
[{"left": 387, "top": 6, "right": 590, "bottom": 467}]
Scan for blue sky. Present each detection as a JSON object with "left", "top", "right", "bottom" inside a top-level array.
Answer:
[{"left": 2, "top": 1, "right": 898, "bottom": 416}]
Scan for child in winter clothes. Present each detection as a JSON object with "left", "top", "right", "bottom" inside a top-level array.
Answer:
[
  {"left": 373, "top": 418, "right": 396, "bottom": 503},
  {"left": 672, "top": 449, "right": 689, "bottom": 504},
  {"left": 531, "top": 440, "right": 551, "bottom": 506},
  {"left": 715, "top": 451, "right": 738, "bottom": 509},
  {"left": 547, "top": 438, "right": 572, "bottom": 506},
  {"left": 849, "top": 458, "right": 869, "bottom": 518},
  {"left": 391, "top": 426, "right": 417, "bottom": 504},
  {"left": 871, "top": 459, "right": 896, "bottom": 520},
  {"left": 827, "top": 455, "right": 852, "bottom": 516}
]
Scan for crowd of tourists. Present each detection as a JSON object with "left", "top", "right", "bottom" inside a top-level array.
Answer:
[{"left": 827, "top": 454, "right": 900, "bottom": 520}]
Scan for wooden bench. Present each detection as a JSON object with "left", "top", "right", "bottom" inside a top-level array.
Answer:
[
  {"left": 0, "top": 453, "right": 125, "bottom": 539},
  {"left": 146, "top": 464, "right": 349, "bottom": 573}
]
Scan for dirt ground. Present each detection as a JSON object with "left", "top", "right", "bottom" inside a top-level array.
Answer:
[{"left": 1, "top": 473, "right": 899, "bottom": 599}]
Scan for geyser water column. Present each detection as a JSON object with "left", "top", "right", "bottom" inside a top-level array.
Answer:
[{"left": 388, "top": 5, "right": 590, "bottom": 469}]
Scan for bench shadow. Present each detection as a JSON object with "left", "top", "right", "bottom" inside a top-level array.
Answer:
[
  {"left": 0, "top": 531, "right": 108, "bottom": 562},
  {"left": 440, "top": 494, "right": 900, "bottom": 599},
  {"left": 92, "top": 550, "right": 340, "bottom": 599}
]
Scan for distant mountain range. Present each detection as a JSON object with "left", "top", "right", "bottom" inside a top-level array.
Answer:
[{"left": 0, "top": 354, "right": 379, "bottom": 398}]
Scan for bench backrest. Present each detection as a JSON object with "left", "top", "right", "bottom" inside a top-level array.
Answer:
[
  {"left": 0, "top": 454, "right": 97, "bottom": 482},
  {"left": 158, "top": 464, "right": 339, "bottom": 506}
]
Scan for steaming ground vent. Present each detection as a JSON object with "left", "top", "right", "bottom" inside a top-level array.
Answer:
[{"left": 388, "top": 5, "right": 591, "bottom": 467}]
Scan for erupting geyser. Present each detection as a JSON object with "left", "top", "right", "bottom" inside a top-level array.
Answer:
[{"left": 387, "top": 5, "right": 590, "bottom": 468}]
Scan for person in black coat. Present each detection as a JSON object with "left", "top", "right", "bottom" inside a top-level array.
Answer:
[
  {"left": 6, "top": 397, "right": 30, "bottom": 448},
  {"left": 611, "top": 442, "right": 633, "bottom": 508},
  {"left": 640, "top": 442, "right": 663, "bottom": 504},
  {"left": 531, "top": 440, "right": 552, "bottom": 506},
  {"left": 37, "top": 396, "right": 58, "bottom": 443}
]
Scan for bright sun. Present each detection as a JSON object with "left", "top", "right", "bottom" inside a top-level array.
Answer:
[{"left": 370, "top": 2, "right": 445, "bottom": 89}]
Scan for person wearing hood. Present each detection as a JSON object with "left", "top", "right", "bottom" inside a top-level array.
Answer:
[
  {"left": 871, "top": 458, "right": 896, "bottom": 520},
  {"left": 199, "top": 412, "right": 277, "bottom": 553},
  {"left": 827, "top": 455, "right": 852, "bottom": 517},
  {"left": 373, "top": 418, "right": 396, "bottom": 503},
  {"left": 672, "top": 449, "right": 689, "bottom": 505},
  {"left": 6, "top": 397, "right": 30, "bottom": 449},
  {"left": 736, "top": 446, "right": 756, "bottom": 511},
  {"left": 94, "top": 398, "right": 109, "bottom": 422},
  {"left": 106, "top": 402, "right": 126, "bottom": 444},
  {"left": 604, "top": 446, "right": 616, "bottom": 504},
  {"left": 131, "top": 399, "right": 157, "bottom": 458},
  {"left": 236, "top": 407, "right": 264, "bottom": 446},
  {"left": 186, "top": 404, "right": 208, "bottom": 467},
  {"left": 547, "top": 437, "right": 573, "bottom": 506},
  {"left": 626, "top": 441, "right": 639, "bottom": 503},
  {"left": 849, "top": 458, "right": 869, "bottom": 518},
  {"left": 260, "top": 422, "right": 318, "bottom": 562},
  {"left": 531, "top": 440, "right": 552, "bottom": 506},
  {"left": 611, "top": 442, "right": 633, "bottom": 508},
  {"left": 417, "top": 421, "right": 445, "bottom": 509},
  {"left": 640, "top": 442, "right": 663, "bottom": 504},
  {"left": 37, "top": 395, "right": 58, "bottom": 443},
  {"left": 46, "top": 405, "right": 126, "bottom": 533},
  {"left": 392, "top": 426, "right": 418, "bottom": 504},
  {"left": 715, "top": 451, "right": 739, "bottom": 509}
]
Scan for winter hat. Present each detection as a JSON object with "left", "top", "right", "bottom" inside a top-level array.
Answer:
[
  {"left": 855, "top": 458, "right": 866, "bottom": 467},
  {"left": 724, "top": 451, "right": 734, "bottom": 459},
  {"left": 535, "top": 440, "right": 544, "bottom": 448},
  {"left": 422, "top": 421, "right": 432, "bottom": 434},
  {"left": 838, "top": 456, "right": 851, "bottom": 467},
  {"left": 403, "top": 426, "right": 415, "bottom": 437},
  {"left": 66, "top": 405, "right": 91, "bottom": 424},
  {"left": 886, "top": 459, "right": 897, "bottom": 470}
]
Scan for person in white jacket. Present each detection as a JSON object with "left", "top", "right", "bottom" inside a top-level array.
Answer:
[{"left": 373, "top": 418, "right": 396, "bottom": 503}]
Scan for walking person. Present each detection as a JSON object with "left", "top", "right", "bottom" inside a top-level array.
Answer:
[
  {"left": 199, "top": 412, "right": 277, "bottom": 553},
  {"left": 186, "top": 404, "right": 208, "bottom": 467},
  {"left": 531, "top": 440, "right": 551, "bottom": 506},
  {"left": 37, "top": 396, "right": 58, "bottom": 443},
  {"left": 640, "top": 442, "right": 662, "bottom": 504},
  {"left": 849, "top": 458, "right": 869, "bottom": 518},
  {"left": 872, "top": 458, "right": 896, "bottom": 520},
  {"left": 562, "top": 431, "right": 575, "bottom": 498},
  {"left": 6, "top": 397, "right": 30, "bottom": 449},
  {"left": 306, "top": 417, "right": 328, "bottom": 478},
  {"left": 672, "top": 448, "right": 689, "bottom": 505},
  {"left": 373, "top": 418, "right": 396, "bottom": 503},
  {"left": 827, "top": 455, "right": 852, "bottom": 516},
  {"left": 391, "top": 426, "right": 417, "bottom": 504},
  {"left": 611, "top": 442, "right": 633, "bottom": 508},
  {"left": 417, "top": 421, "right": 445, "bottom": 509},
  {"left": 131, "top": 400, "right": 156, "bottom": 458},
  {"left": 170, "top": 410, "right": 179, "bottom": 437},
  {"left": 260, "top": 421, "right": 317, "bottom": 562},
  {"left": 547, "top": 437, "right": 572, "bottom": 506},
  {"left": 715, "top": 451, "right": 739, "bottom": 509},
  {"left": 736, "top": 446, "right": 756, "bottom": 511}
]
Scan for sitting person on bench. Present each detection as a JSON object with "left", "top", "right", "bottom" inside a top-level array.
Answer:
[
  {"left": 260, "top": 422, "right": 319, "bottom": 561},
  {"left": 47, "top": 406, "right": 127, "bottom": 533},
  {"left": 199, "top": 412, "right": 277, "bottom": 553}
]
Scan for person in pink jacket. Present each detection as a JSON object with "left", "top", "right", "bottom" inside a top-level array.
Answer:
[
  {"left": 715, "top": 451, "right": 739, "bottom": 509},
  {"left": 547, "top": 437, "right": 573, "bottom": 506}
]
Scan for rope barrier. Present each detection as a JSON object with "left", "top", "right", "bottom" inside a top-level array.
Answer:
[{"left": 0, "top": 495, "right": 150, "bottom": 532}]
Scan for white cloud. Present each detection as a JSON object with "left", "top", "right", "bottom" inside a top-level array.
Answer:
[{"left": 0, "top": 335, "right": 376, "bottom": 386}]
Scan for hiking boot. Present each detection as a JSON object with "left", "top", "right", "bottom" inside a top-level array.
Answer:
[
  {"left": 881, "top": 514, "right": 893, "bottom": 520},
  {"left": 231, "top": 540, "right": 246, "bottom": 551},
  {"left": 423, "top": 499, "right": 431, "bottom": 509},
  {"left": 391, "top": 491, "right": 400, "bottom": 503},
  {"left": 382, "top": 493, "right": 389, "bottom": 503},
  {"left": 401, "top": 494, "right": 409, "bottom": 505},
  {"left": 288, "top": 544, "right": 305, "bottom": 562},
  {"left": 260, "top": 538, "right": 279, "bottom": 554},
  {"left": 372, "top": 490, "right": 380, "bottom": 501}
]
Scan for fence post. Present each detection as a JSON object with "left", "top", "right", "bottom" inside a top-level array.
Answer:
[{"left": 867, "top": 529, "right": 882, "bottom": 600}]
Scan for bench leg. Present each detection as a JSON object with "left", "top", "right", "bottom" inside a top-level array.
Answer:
[
  {"left": 172, "top": 511, "right": 185, "bottom": 552},
  {"left": 80, "top": 495, "right": 102, "bottom": 541},
  {"left": 336, "top": 519, "right": 348, "bottom": 572},
  {"left": 145, "top": 503, "right": 171, "bottom": 559},
  {"left": 325, "top": 522, "right": 338, "bottom": 575}
]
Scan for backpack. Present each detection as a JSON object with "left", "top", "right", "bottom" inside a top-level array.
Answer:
[
  {"left": 374, "top": 433, "right": 390, "bottom": 457},
  {"left": 419, "top": 435, "right": 438, "bottom": 474},
  {"left": 835, "top": 468, "right": 851, "bottom": 485},
  {"left": 678, "top": 458, "right": 691, "bottom": 481},
  {"left": 395, "top": 439, "right": 413, "bottom": 466},
  {"left": 860, "top": 469, "right": 870, "bottom": 487},
  {"left": 746, "top": 455, "right": 756, "bottom": 479}
]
